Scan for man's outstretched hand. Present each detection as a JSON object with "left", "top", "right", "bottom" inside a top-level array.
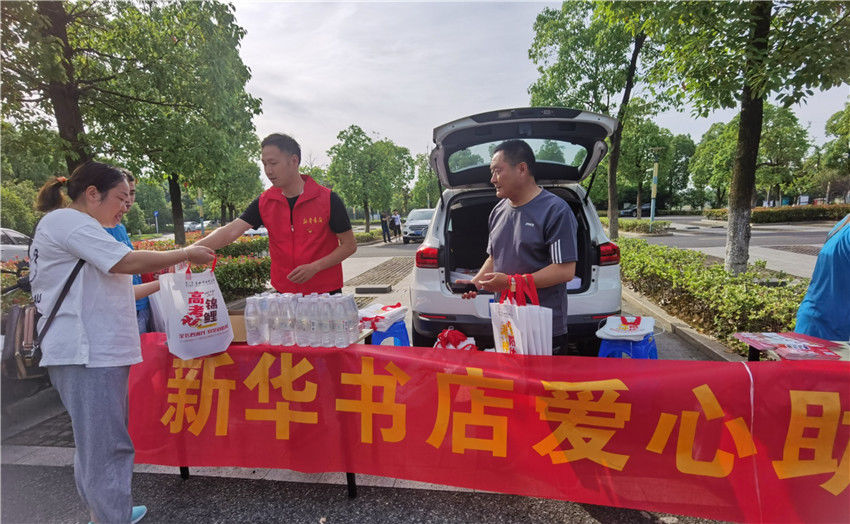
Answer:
[{"left": 457, "top": 272, "right": 510, "bottom": 299}]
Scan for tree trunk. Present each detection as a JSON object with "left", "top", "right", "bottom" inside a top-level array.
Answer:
[
  {"left": 606, "top": 32, "right": 647, "bottom": 240},
  {"left": 363, "top": 200, "right": 370, "bottom": 233},
  {"left": 765, "top": 186, "right": 771, "bottom": 207},
  {"left": 724, "top": 0, "right": 771, "bottom": 275},
  {"left": 825, "top": 180, "right": 831, "bottom": 204},
  {"left": 168, "top": 174, "right": 186, "bottom": 245},
  {"left": 636, "top": 182, "right": 643, "bottom": 219},
  {"left": 220, "top": 201, "right": 226, "bottom": 225},
  {"left": 37, "top": 1, "right": 90, "bottom": 172}
]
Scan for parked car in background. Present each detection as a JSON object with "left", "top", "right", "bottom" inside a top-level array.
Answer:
[
  {"left": 184, "top": 221, "right": 201, "bottom": 232},
  {"left": 619, "top": 203, "right": 652, "bottom": 217},
  {"left": 244, "top": 226, "right": 268, "bottom": 237},
  {"left": 411, "top": 107, "right": 622, "bottom": 355},
  {"left": 1, "top": 228, "right": 32, "bottom": 262},
  {"left": 402, "top": 208, "right": 435, "bottom": 244}
]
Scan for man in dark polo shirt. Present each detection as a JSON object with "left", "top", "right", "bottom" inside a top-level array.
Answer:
[
  {"left": 460, "top": 139, "right": 577, "bottom": 354},
  {"left": 194, "top": 133, "right": 356, "bottom": 294}
]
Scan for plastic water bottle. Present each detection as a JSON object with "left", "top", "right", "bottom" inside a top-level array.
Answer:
[
  {"left": 332, "top": 296, "right": 348, "bottom": 348},
  {"left": 267, "top": 294, "right": 283, "bottom": 346},
  {"left": 308, "top": 297, "right": 321, "bottom": 347},
  {"left": 344, "top": 295, "right": 361, "bottom": 344},
  {"left": 256, "top": 293, "right": 270, "bottom": 345},
  {"left": 294, "top": 296, "right": 311, "bottom": 347},
  {"left": 244, "top": 296, "right": 263, "bottom": 346},
  {"left": 280, "top": 294, "right": 296, "bottom": 346},
  {"left": 319, "top": 297, "right": 334, "bottom": 347}
]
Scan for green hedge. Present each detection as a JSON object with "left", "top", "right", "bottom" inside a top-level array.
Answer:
[
  {"left": 600, "top": 217, "right": 671, "bottom": 233},
  {"left": 619, "top": 238, "right": 808, "bottom": 354},
  {"left": 190, "top": 255, "right": 271, "bottom": 302},
  {"left": 355, "top": 230, "right": 383, "bottom": 242},
  {"left": 704, "top": 204, "right": 850, "bottom": 223},
  {"left": 216, "top": 236, "right": 269, "bottom": 257}
]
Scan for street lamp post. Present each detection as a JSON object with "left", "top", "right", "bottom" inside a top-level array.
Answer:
[
  {"left": 649, "top": 147, "right": 663, "bottom": 233},
  {"left": 197, "top": 188, "right": 205, "bottom": 236}
]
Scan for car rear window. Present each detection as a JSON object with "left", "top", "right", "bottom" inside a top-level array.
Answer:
[{"left": 447, "top": 139, "right": 588, "bottom": 174}]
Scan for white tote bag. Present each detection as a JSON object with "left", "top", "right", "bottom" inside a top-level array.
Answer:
[
  {"left": 516, "top": 274, "right": 552, "bottom": 356},
  {"left": 490, "top": 276, "right": 525, "bottom": 355},
  {"left": 158, "top": 260, "right": 233, "bottom": 359}
]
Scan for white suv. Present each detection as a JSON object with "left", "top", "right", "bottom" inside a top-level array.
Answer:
[
  {"left": 410, "top": 107, "right": 622, "bottom": 355},
  {"left": 402, "top": 208, "right": 435, "bottom": 244}
]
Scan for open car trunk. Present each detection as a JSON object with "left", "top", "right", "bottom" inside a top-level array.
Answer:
[{"left": 443, "top": 187, "right": 592, "bottom": 295}]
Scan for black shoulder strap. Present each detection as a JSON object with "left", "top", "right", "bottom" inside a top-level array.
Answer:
[{"left": 33, "top": 259, "right": 86, "bottom": 354}]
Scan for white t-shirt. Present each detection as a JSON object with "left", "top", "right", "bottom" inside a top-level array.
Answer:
[{"left": 29, "top": 208, "right": 140, "bottom": 367}]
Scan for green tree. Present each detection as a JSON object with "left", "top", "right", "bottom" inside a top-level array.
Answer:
[
  {"left": 536, "top": 139, "right": 566, "bottom": 163},
  {"left": 134, "top": 179, "right": 172, "bottom": 228},
  {"left": 531, "top": 1, "right": 668, "bottom": 238},
  {"left": 447, "top": 149, "right": 484, "bottom": 172},
  {"left": 820, "top": 99, "right": 850, "bottom": 203},
  {"left": 2, "top": 1, "right": 261, "bottom": 245},
  {"left": 618, "top": 111, "right": 672, "bottom": 217},
  {"left": 0, "top": 179, "right": 40, "bottom": 234},
  {"left": 690, "top": 122, "right": 735, "bottom": 207},
  {"left": 327, "top": 125, "right": 384, "bottom": 232},
  {"left": 0, "top": 122, "right": 67, "bottom": 185},
  {"left": 410, "top": 153, "right": 441, "bottom": 209},
  {"left": 690, "top": 104, "right": 811, "bottom": 208},
  {"left": 632, "top": 1, "right": 850, "bottom": 273},
  {"left": 667, "top": 134, "right": 696, "bottom": 208},
  {"left": 756, "top": 104, "right": 810, "bottom": 204}
]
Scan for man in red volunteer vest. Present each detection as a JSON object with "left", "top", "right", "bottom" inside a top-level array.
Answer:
[{"left": 195, "top": 133, "right": 356, "bottom": 294}]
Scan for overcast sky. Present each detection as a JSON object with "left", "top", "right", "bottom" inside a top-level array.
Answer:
[{"left": 234, "top": 1, "right": 849, "bottom": 168}]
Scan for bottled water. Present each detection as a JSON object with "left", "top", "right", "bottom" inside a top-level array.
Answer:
[
  {"left": 256, "top": 293, "right": 270, "bottom": 345},
  {"left": 280, "top": 294, "right": 296, "bottom": 346},
  {"left": 267, "top": 294, "right": 283, "bottom": 346},
  {"left": 332, "top": 296, "right": 348, "bottom": 348},
  {"left": 294, "top": 296, "right": 311, "bottom": 347},
  {"left": 244, "top": 296, "right": 263, "bottom": 346},
  {"left": 319, "top": 296, "right": 334, "bottom": 347},
  {"left": 344, "top": 295, "right": 361, "bottom": 344},
  {"left": 308, "top": 297, "right": 321, "bottom": 347}
]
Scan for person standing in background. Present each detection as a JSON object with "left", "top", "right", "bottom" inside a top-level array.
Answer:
[
  {"left": 104, "top": 169, "right": 155, "bottom": 333},
  {"left": 380, "top": 211, "right": 392, "bottom": 243},
  {"left": 392, "top": 210, "right": 402, "bottom": 240}
]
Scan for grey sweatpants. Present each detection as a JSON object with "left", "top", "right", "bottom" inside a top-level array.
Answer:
[{"left": 48, "top": 365, "right": 134, "bottom": 523}]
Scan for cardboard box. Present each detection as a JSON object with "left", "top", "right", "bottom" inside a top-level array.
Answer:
[{"left": 229, "top": 310, "right": 246, "bottom": 343}]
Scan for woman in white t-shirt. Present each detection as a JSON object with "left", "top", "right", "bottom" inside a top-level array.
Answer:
[{"left": 31, "top": 162, "right": 214, "bottom": 524}]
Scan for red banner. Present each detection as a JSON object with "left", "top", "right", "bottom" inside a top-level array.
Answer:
[{"left": 130, "top": 333, "right": 850, "bottom": 523}]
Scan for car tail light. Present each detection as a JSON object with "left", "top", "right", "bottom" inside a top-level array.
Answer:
[
  {"left": 416, "top": 245, "right": 439, "bottom": 268},
  {"left": 598, "top": 242, "right": 620, "bottom": 266}
]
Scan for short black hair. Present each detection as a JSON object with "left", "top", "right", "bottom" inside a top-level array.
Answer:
[
  {"left": 493, "top": 139, "right": 536, "bottom": 178},
  {"left": 261, "top": 133, "right": 301, "bottom": 163}
]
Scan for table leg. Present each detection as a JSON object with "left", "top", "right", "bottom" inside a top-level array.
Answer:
[
  {"left": 346, "top": 472, "right": 357, "bottom": 498},
  {"left": 748, "top": 345, "right": 761, "bottom": 362},
  {"left": 180, "top": 466, "right": 190, "bottom": 479}
]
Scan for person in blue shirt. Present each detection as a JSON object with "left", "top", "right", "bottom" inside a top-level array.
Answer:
[
  {"left": 104, "top": 170, "right": 157, "bottom": 334},
  {"left": 795, "top": 213, "right": 850, "bottom": 341}
]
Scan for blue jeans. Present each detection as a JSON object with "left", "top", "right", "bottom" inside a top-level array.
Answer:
[{"left": 136, "top": 305, "right": 152, "bottom": 334}]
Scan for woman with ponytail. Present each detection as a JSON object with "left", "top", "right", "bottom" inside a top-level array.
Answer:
[{"left": 30, "top": 161, "right": 215, "bottom": 524}]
